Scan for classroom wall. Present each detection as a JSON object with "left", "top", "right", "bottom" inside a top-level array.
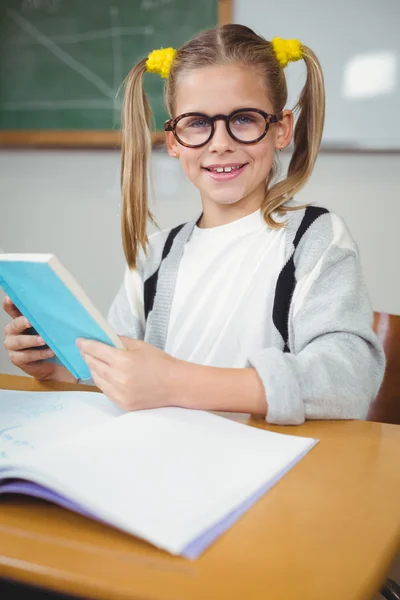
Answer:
[{"left": 1, "top": 148, "right": 399, "bottom": 376}]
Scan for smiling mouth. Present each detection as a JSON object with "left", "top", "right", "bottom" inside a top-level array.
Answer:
[{"left": 203, "top": 163, "right": 247, "bottom": 173}]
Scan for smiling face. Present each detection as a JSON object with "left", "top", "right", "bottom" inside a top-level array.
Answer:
[{"left": 166, "top": 63, "right": 293, "bottom": 223}]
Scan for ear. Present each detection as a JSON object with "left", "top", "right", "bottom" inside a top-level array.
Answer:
[
  {"left": 275, "top": 109, "right": 294, "bottom": 150},
  {"left": 165, "top": 131, "right": 180, "bottom": 158}
]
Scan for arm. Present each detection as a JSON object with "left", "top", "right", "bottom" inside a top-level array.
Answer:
[
  {"left": 78, "top": 334, "right": 268, "bottom": 415},
  {"left": 248, "top": 213, "right": 385, "bottom": 424},
  {"left": 172, "top": 361, "right": 268, "bottom": 416}
]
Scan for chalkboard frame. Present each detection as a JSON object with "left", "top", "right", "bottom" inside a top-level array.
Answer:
[{"left": 0, "top": 0, "right": 232, "bottom": 148}]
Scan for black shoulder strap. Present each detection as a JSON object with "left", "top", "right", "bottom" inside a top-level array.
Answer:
[
  {"left": 144, "top": 223, "right": 186, "bottom": 321},
  {"left": 272, "top": 206, "right": 329, "bottom": 353}
]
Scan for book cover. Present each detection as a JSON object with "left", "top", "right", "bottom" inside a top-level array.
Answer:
[{"left": 0, "top": 254, "right": 123, "bottom": 380}]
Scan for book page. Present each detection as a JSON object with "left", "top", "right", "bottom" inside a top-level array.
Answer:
[
  {"left": 15, "top": 407, "right": 317, "bottom": 556},
  {"left": 0, "top": 389, "right": 123, "bottom": 464}
]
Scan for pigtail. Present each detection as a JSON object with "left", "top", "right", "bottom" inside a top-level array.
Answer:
[
  {"left": 121, "top": 58, "right": 156, "bottom": 270},
  {"left": 263, "top": 45, "right": 325, "bottom": 224},
  {"left": 287, "top": 47, "right": 325, "bottom": 187}
]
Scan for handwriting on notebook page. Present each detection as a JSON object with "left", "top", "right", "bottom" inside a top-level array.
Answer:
[{"left": 0, "top": 389, "right": 122, "bottom": 461}]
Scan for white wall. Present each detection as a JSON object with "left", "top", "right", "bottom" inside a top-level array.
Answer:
[
  {"left": 1, "top": 148, "right": 399, "bottom": 376},
  {"left": 235, "top": 0, "right": 400, "bottom": 150}
]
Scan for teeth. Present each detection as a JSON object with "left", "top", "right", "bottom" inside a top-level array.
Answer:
[{"left": 212, "top": 165, "right": 241, "bottom": 173}]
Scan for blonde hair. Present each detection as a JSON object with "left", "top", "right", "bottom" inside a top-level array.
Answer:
[{"left": 121, "top": 24, "right": 325, "bottom": 269}]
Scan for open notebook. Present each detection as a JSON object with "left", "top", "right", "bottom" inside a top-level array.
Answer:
[
  {"left": 0, "top": 389, "right": 318, "bottom": 558},
  {"left": 0, "top": 254, "right": 123, "bottom": 381}
]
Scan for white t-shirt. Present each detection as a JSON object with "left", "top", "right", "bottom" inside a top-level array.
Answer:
[{"left": 165, "top": 208, "right": 287, "bottom": 368}]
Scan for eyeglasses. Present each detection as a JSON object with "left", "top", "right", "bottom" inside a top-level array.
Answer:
[{"left": 164, "top": 108, "right": 283, "bottom": 148}]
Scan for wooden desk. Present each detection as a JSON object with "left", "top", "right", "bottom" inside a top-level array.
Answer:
[{"left": 1, "top": 374, "right": 400, "bottom": 600}]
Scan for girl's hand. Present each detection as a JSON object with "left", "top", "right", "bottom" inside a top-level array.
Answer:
[
  {"left": 2, "top": 296, "right": 76, "bottom": 383},
  {"left": 76, "top": 336, "right": 179, "bottom": 411}
]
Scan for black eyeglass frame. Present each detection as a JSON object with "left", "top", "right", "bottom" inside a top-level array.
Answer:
[{"left": 164, "top": 108, "right": 283, "bottom": 148}]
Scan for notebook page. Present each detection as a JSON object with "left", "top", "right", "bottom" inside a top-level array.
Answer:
[
  {"left": 0, "top": 390, "right": 122, "bottom": 465},
  {"left": 15, "top": 407, "right": 317, "bottom": 556}
]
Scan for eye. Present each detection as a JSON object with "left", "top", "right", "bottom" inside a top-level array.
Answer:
[
  {"left": 187, "top": 118, "right": 210, "bottom": 128},
  {"left": 232, "top": 114, "right": 255, "bottom": 126}
]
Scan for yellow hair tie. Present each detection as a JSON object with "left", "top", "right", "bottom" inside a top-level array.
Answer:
[
  {"left": 272, "top": 37, "right": 303, "bottom": 68},
  {"left": 146, "top": 47, "right": 176, "bottom": 78}
]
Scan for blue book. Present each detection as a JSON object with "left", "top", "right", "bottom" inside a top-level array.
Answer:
[{"left": 0, "top": 254, "right": 123, "bottom": 380}]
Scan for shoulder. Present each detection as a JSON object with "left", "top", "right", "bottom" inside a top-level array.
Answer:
[
  {"left": 134, "top": 218, "right": 197, "bottom": 281},
  {"left": 285, "top": 205, "right": 359, "bottom": 277}
]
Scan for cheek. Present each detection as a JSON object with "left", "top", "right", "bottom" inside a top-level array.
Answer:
[
  {"left": 178, "top": 149, "right": 202, "bottom": 182},
  {"left": 251, "top": 142, "right": 275, "bottom": 174}
]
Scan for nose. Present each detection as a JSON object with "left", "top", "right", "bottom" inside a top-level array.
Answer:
[{"left": 208, "top": 119, "right": 235, "bottom": 154}]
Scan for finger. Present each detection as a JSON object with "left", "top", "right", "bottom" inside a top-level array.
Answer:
[
  {"left": 2, "top": 296, "right": 22, "bottom": 319},
  {"left": 119, "top": 336, "right": 142, "bottom": 350},
  {"left": 4, "top": 316, "right": 31, "bottom": 336},
  {"left": 88, "top": 371, "right": 123, "bottom": 409},
  {"left": 23, "top": 360, "right": 57, "bottom": 381},
  {"left": 4, "top": 334, "right": 47, "bottom": 352},
  {"left": 77, "top": 339, "right": 119, "bottom": 365},
  {"left": 9, "top": 347, "right": 55, "bottom": 366},
  {"left": 82, "top": 353, "right": 114, "bottom": 381}
]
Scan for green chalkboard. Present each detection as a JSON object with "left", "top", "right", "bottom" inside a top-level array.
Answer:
[{"left": 0, "top": 0, "right": 231, "bottom": 146}]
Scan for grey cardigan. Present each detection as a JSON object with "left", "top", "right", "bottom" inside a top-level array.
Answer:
[{"left": 108, "top": 205, "right": 385, "bottom": 425}]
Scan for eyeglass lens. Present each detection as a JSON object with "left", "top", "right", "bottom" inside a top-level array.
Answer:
[{"left": 175, "top": 111, "right": 267, "bottom": 146}]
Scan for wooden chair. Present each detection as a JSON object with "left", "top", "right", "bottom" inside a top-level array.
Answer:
[
  {"left": 368, "top": 312, "right": 400, "bottom": 425},
  {"left": 368, "top": 312, "right": 400, "bottom": 600}
]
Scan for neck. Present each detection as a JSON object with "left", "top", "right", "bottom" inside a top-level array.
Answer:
[{"left": 197, "top": 188, "right": 265, "bottom": 229}]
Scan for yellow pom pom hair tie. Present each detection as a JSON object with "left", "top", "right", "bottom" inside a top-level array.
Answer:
[
  {"left": 272, "top": 37, "right": 303, "bottom": 68},
  {"left": 146, "top": 47, "right": 176, "bottom": 78}
]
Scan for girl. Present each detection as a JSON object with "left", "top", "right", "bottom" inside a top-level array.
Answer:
[{"left": 3, "top": 25, "right": 385, "bottom": 424}]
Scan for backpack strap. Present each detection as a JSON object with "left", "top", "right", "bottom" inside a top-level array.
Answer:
[
  {"left": 144, "top": 223, "right": 186, "bottom": 321},
  {"left": 272, "top": 206, "right": 329, "bottom": 353}
]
